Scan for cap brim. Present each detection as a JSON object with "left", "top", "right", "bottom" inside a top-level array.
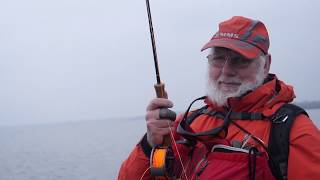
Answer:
[{"left": 201, "top": 38, "right": 262, "bottom": 59}]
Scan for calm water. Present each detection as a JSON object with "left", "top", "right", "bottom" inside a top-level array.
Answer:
[{"left": 0, "top": 109, "right": 319, "bottom": 180}]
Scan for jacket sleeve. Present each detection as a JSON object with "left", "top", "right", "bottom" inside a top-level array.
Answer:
[
  {"left": 288, "top": 114, "right": 320, "bottom": 180},
  {"left": 118, "top": 135, "right": 152, "bottom": 180}
]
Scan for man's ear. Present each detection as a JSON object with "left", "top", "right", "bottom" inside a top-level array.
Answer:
[{"left": 264, "top": 54, "right": 271, "bottom": 75}]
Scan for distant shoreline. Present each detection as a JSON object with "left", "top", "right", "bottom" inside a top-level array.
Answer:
[{"left": 295, "top": 101, "right": 320, "bottom": 110}]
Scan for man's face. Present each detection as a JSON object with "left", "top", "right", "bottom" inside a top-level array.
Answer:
[{"left": 206, "top": 47, "right": 268, "bottom": 106}]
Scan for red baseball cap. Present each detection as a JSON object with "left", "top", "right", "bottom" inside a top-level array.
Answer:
[{"left": 201, "top": 16, "right": 270, "bottom": 59}]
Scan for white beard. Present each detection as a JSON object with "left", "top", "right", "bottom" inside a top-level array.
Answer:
[{"left": 206, "top": 63, "right": 266, "bottom": 107}]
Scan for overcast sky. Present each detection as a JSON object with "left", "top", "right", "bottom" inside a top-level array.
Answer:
[{"left": 0, "top": 0, "right": 319, "bottom": 126}]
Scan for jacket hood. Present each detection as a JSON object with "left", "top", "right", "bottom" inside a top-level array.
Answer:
[{"left": 205, "top": 74, "right": 296, "bottom": 116}]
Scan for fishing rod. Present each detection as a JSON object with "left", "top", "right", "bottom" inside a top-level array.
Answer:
[
  {"left": 144, "top": 0, "right": 180, "bottom": 179},
  {"left": 145, "top": 0, "right": 166, "bottom": 98}
]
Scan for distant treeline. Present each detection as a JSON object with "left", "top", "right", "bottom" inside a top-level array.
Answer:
[{"left": 295, "top": 101, "right": 320, "bottom": 110}]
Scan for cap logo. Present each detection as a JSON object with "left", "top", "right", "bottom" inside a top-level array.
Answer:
[{"left": 214, "top": 32, "right": 239, "bottom": 39}]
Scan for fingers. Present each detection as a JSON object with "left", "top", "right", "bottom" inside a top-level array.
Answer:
[
  {"left": 146, "top": 119, "right": 175, "bottom": 146},
  {"left": 145, "top": 98, "right": 175, "bottom": 146},
  {"left": 146, "top": 98, "right": 174, "bottom": 111},
  {"left": 145, "top": 110, "right": 159, "bottom": 120},
  {"left": 147, "top": 119, "right": 175, "bottom": 129}
]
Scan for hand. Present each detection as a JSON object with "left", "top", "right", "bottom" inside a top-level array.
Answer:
[{"left": 145, "top": 98, "right": 175, "bottom": 147}]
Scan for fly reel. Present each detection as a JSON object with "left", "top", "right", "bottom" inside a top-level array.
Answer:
[{"left": 150, "top": 146, "right": 175, "bottom": 180}]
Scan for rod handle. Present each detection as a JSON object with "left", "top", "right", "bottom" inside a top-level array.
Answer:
[{"left": 154, "top": 83, "right": 168, "bottom": 99}]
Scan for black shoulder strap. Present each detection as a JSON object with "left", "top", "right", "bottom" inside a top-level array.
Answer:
[
  {"left": 268, "top": 103, "right": 308, "bottom": 180},
  {"left": 185, "top": 105, "right": 209, "bottom": 125}
]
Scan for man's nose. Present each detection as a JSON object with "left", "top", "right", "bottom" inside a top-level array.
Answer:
[{"left": 221, "top": 59, "right": 237, "bottom": 76}]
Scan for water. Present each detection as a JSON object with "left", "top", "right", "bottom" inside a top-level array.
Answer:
[
  {"left": 0, "top": 110, "right": 319, "bottom": 180},
  {"left": 0, "top": 118, "right": 146, "bottom": 180}
]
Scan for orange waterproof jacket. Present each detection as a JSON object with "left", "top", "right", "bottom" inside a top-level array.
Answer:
[{"left": 118, "top": 75, "right": 320, "bottom": 180}]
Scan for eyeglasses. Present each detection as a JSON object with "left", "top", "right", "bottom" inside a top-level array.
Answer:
[{"left": 207, "top": 54, "right": 254, "bottom": 69}]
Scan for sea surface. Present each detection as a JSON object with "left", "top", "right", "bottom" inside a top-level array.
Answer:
[{"left": 0, "top": 109, "right": 319, "bottom": 180}]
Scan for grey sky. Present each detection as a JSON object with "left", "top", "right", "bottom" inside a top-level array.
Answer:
[{"left": 0, "top": 0, "right": 319, "bottom": 126}]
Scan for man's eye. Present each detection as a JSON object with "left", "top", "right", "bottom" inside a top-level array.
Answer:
[
  {"left": 212, "top": 55, "right": 225, "bottom": 60},
  {"left": 214, "top": 58, "right": 225, "bottom": 62},
  {"left": 232, "top": 57, "right": 242, "bottom": 62}
]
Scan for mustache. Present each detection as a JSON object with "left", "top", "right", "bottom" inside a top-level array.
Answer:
[{"left": 216, "top": 76, "right": 241, "bottom": 84}]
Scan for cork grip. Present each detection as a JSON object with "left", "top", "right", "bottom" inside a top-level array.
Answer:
[{"left": 154, "top": 83, "right": 168, "bottom": 99}]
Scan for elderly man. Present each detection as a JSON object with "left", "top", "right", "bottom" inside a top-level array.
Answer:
[{"left": 118, "top": 16, "right": 320, "bottom": 180}]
